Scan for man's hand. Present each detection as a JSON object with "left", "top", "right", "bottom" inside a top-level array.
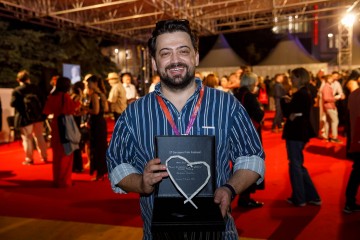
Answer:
[
  {"left": 141, "top": 158, "right": 168, "bottom": 194},
  {"left": 214, "top": 186, "right": 232, "bottom": 217}
]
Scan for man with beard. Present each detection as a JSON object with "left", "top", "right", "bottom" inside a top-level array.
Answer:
[{"left": 106, "top": 19, "right": 265, "bottom": 240}]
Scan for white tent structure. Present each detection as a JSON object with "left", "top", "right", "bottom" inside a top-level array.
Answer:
[
  {"left": 196, "top": 34, "right": 247, "bottom": 78},
  {"left": 253, "top": 35, "right": 328, "bottom": 77}
]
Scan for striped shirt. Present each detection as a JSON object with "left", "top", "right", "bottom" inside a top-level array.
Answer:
[{"left": 106, "top": 79, "right": 265, "bottom": 240}]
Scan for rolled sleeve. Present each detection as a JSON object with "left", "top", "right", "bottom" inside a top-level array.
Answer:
[
  {"left": 233, "top": 155, "right": 265, "bottom": 185},
  {"left": 109, "top": 163, "right": 140, "bottom": 193}
]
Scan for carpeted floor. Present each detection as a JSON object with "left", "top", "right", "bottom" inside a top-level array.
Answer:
[{"left": 0, "top": 112, "right": 359, "bottom": 240}]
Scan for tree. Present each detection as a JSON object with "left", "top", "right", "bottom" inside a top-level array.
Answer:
[{"left": 0, "top": 20, "right": 118, "bottom": 89}]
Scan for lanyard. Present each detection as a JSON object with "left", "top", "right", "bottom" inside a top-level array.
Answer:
[{"left": 156, "top": 87, "right": 204, "bottom": 135}]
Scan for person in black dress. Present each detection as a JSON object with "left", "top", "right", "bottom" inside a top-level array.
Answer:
[{"left": 86, "top": 75, "right": 109, "bottom": 181}]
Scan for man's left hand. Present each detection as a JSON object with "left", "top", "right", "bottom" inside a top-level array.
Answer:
[{"left": 214, "top": 186, "right": 232, "bottom": 217}]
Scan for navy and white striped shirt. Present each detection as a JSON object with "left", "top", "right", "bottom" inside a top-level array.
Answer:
[{"left": 106, "top": 79, "right": 265, "bottom": 240}]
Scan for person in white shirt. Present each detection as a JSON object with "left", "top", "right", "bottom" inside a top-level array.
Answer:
[
  {"left": 106, "top": 72, "right": 127, "bottom": 122},
  {"left": 121, "top": 72, "right": 138, "bottom": 104}
]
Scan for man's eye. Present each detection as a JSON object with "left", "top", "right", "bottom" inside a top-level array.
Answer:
[
  {"left": 160, "top": 52, "right": 170, "bottom": 57},
  {"left": 179, "top": 50, "right": 190, "bottom": 55}
]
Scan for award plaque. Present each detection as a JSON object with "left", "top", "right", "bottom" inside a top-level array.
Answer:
[{"left": 151, "top": 135, "right": 225, "bottom": 235}]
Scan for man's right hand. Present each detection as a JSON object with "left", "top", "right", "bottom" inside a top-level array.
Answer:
[{"left": 141, "top": 158, "right": 168, "bottom": 194}]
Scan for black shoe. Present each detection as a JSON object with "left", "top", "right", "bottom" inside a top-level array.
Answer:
[
  {"left": 343, "top": 204, "right": 360, "bottom": 214},
  {"left": 308, "top": 199, "right": 322, "bottom": 206},
  {"left": 238, "top": 199, "right": 264, "bottom": 208},
  {"left": 287, "top": 198, "right": 306, "bottom": 207}
]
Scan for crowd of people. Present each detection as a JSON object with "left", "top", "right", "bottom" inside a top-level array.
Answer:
[
  {"left": 9, "top": 70, "right": 141, "bottom": 187},
  {"left": 198, "top": 66, "right": 360, "bottom": 213},
  {"left": 7, "top": 18, "right": 360, "bottom": 240}
]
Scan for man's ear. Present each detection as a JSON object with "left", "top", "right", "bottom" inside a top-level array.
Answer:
[
  {"left": 195, "top": 52, "right": 199, "bottom": 67},
  {"left": 151, "top": 58, "right": 158, "bottom": 72}
]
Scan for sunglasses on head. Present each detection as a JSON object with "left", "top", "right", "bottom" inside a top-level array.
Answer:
[{"left": 155, "top": 19, "right": 190, "bottom": 28}]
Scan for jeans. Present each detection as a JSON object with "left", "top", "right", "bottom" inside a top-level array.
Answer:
[
  {"left": 324, "top": 108, "right": 339, "bottom": 139},
  {"left": 20, "top": 121, "right": 48, "bottom": 162},
  {"left": 286, "top": 140, "right": 320, "bottom": 204}
]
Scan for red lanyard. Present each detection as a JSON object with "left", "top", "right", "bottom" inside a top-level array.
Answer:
[{"left": 156, "top": 87, "right": 204, "bottom": 135}]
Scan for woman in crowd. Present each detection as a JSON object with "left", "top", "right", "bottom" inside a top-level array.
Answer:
[
  {"left": 281, "top": 67, "right": 321, "bottom": 207},
  {"left": 86, "top": 75, "right": 109, "bottom": 181},
  {"left": 203, "top": 73, "right": 219, "bottom": 88},
  {"left": 234, "top": 72, "right": 265, "bottom": 208},
  {"left": 218, "top": 75, "right": 231, "bottom": 93},
  {"left": 271, "top": 73, "right": 286, "bottom": 132},
  {"left": 71, "top": 81, "right": 86, "bottom": 173},
  {"left": 43, "top": 77, "right": 81, "bottom": 188}
]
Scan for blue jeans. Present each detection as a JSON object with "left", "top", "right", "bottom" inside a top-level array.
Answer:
[{"left": 286, "top": 140, "right": 320, "bottom": 204}]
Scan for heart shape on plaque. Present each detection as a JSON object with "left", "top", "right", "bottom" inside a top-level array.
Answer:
[{"left": 165, "top": 155, "right": 211, "bottom": 209}]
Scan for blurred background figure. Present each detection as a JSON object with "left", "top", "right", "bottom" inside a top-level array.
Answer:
[
  {"left": 343, "top": 74, "right": 360, "bottom": 214},
  {"left": 203, "top": 73, "right": 219, "bottom": 88},
  {"left": 321, "top": 74, "right": 342, "bottom": 143},
  {"left": 106, "top": 72, "right": 127, "bottom": 122},
  {"left": 121, "top": 72, "right": 138, "bottom": 104},
  {"left": 271, "top": 73, "right": 285, "bottom": 133},
  {"left": 10, "top": 70, "right": 48, "bottom": 165},
  {"left": 49, "top": 75, "right": 59, "bottom": 95},
  {"left": 195, "top": 71, "right": 204, "bottom": 81},
  {"left": 218, "top": 75, "right": 231, "bottom": 93},
  {"left": 43, "top": 77, "right": 81, "bottom": 187},
  {"left": 148, "top": 74, "right": 160, "bottom": 93},
  {"left": 71, "top": 81, "right": 86, "bottom": 173},
  {"left": 86, "top": 75, "right": 109, "bottom": 181},
  {"left": 234, "top": 72, "right": 265, "bottom": 208},
  {"left": 281, "top": 67, "right": 320, "bottom": 207}
]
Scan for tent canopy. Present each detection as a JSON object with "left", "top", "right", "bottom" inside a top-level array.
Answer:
[
  {"left": 258, "top": 35, "right": 319, "bottom": 65},
  {"left": 198, "top": 34, "right": 246, "bottom": 68}
]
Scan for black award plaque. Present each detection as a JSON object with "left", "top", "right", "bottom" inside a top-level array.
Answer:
[{"left": 151, "top": 135, "right": 225, "bottom": 236}]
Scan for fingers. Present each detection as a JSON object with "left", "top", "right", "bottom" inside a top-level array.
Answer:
[
  {"left": 142, "top": 158, "right": 168, "bottom": 194},
  {"left": 214, "top": 187, "right": 232, "bottom": 217}
]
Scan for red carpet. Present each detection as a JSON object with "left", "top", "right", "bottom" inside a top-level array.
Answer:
[{"left": 0, "top": 112, "right": 359, "bottom": 240}]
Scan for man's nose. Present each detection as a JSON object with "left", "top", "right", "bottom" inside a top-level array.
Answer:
[{"left": 169, "top": 51, "right": 180, "bottom": 63}]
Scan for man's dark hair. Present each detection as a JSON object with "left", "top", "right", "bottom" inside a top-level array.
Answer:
[
  {"left": 147, "top": 19, "right": 199, "bottom": 58},
  {"left": 348, "top": 68, "right": 360, "bottom": 81}
]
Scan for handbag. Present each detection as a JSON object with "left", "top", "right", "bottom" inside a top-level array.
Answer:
[{"left": 58, "top": 93, "right": 81, "bottom": 155}]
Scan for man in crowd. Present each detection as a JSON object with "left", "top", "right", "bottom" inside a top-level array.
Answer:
[
  {"left": 106, "top": 19, "right": 265, "bottom": 239},
  {"left": 10, "top": 70, "right": 48, "bottom": 165},
  {"left": 121, "top": 72, "right": 138, "bottom": 104},
  {"left": 106, "top": 72, "right": 127, "bottom": 122}
]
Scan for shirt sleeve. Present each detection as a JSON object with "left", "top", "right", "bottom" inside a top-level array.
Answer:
[
  {"left": 106, "top": 112, "right": 144, "bottom": 193},
  {"left": 229, "top": 102, "right": 265, "bottom": 184}
]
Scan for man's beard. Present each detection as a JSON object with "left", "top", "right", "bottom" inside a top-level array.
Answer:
[{"left": 159, "top": 63, "right": 195, "bottom": 90}]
